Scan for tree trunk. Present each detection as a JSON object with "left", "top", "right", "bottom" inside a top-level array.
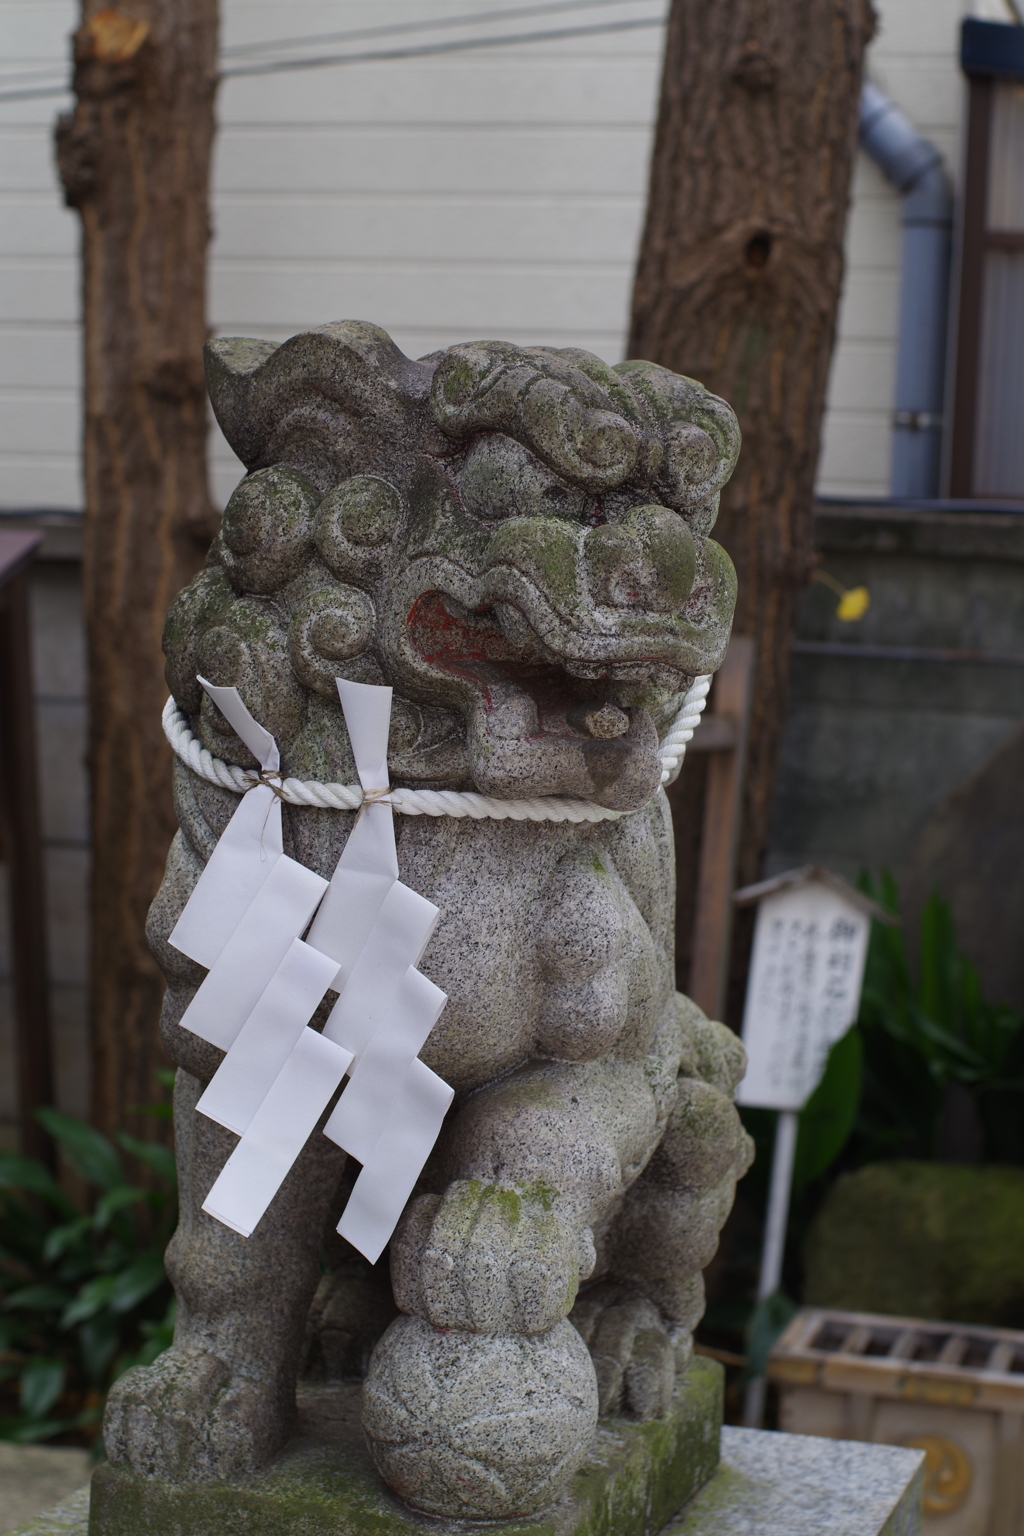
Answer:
[
  {"left": 630, "top": 0, "right": 874, "bottom": 1020},
  {"left": 56, "top": 3, "right": 218, "bottom": 1139}
]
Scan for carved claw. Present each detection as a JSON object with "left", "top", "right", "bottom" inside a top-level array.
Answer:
[
  {"left": 391, "top": 1180, "right": 593, "bottom": 1336},
  {"left": 103, "top": 1346, "right": 286, "bottom": 1482},
  {"left": 570, "top": 1281, "right": 678, "bottom": 1420}
]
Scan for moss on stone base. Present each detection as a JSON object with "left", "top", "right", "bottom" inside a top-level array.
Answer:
[
  {"left": 805, "top": 1161, "right": 1024, "bottom": 1326},
  {"left": 89, "top": 1357, "right": 722, "bottom": 1536}
]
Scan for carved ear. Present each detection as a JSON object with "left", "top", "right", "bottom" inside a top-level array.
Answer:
[
  {"left": 203, "top": 322, "right": 443, "bottom": 475},
  {"left": 204, "top": 338, "right": 281, "bottom": 464}
]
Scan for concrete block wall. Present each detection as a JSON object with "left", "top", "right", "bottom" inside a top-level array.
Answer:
[{"left": 0, "top": 524, "right": 89, "bottom": 1149}]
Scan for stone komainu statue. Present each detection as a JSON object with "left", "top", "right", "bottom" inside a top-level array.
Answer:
[{"left": 105, "top": 323, "right": 754, "bottom": 1521}]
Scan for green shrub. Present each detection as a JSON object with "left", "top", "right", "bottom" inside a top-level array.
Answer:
[
  {"left": 855, "top": 873, "right": 1024, "bottom": 1165},
  {"left": 0, "top": 1109, "right": 176, "bottom": 1444}
]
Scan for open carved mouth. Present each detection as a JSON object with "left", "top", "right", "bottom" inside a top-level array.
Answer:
[
  {"left": 409, "top": 590, "right": 690, "bottom": 739},
  {"left": 405, "top": 589, "right": 692, "bottom": 809}
]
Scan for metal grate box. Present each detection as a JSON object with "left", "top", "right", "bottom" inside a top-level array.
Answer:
[{"left": 769, "top": 1307, "right": 1024, "bottom": 1536}]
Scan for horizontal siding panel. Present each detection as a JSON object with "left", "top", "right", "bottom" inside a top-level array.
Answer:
[
  {"left": 870, "top": 64, "right": 964, "bottom": 141},
  {"left": 833, "top": 270, "right": 900, "bottom": 345},
  {"left": 0, "top": 99, "right": 73, "bottom": 132},
  {"left": 217, "top": 0, "right": 667, "bottom": 42},
  {"left": 824, "top": 340, "right": 896, "bottom": 412},
  {"left": 0, "top": 326, "right": 79, "bottom": 389},
  {"left": 0, "top": 198, "right": 77, "bottom": 257},
  {"left": 870, "top": 0, "right": 964, "bottom": 56},
  {"left": 842, "top": 199, "right": 902, "bottom": 270},
  {"left": 209, "top": 262, "right": 634, "bottom": 331},
  {"left": 212, "top": 128, "right": 655, "bottom": 196},
  {"left": 212, "top": 195, "right": 645, "bottom": 263},
  {"left": 0, "top": 0, "right": 974, "bottom": 509},
  {"left": 218, "top": 60, "right": 663, "bottom": 127},
  {"left": 0, "top": 260, "right": 77, "bottom": 323},
  {"left": 0, "top": 0, "right": 75, "bottom": 59},
  {"left": 0, "top": 133, "right": 68, "bottom": 193},
  {"left": 0, "top": 389, "right": 77, "bottom": 452},
  {"left": 0, "top": 455, "right": 82, "bottom": 508},
  {"left": 817, "top": 411, "right": 892, "bottom": 491}
]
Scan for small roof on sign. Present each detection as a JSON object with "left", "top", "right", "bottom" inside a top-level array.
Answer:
[{"left": 733, "top": 865, "right": 899, "bottom": 925}]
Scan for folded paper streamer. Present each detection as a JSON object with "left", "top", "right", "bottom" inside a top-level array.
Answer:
[{"left": 169, "top": 677, "right": 453, "bottom": 1262}]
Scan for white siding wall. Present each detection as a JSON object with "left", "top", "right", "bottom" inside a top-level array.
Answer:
[
  {"left": 0, "top": 2, "right": 80, "bottom": 508},
  {"left": 817, "top": 0, "right": 973, "bottom": 496},
  {"left": 0, "top": 0, "right": 1012, "bottom": 510}
]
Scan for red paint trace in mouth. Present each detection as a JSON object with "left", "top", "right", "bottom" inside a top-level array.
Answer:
[{"left": 408, "top": 590, "right": 619, "bottom": 728}]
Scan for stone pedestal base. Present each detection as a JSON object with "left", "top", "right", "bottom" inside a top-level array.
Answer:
[
  {"left": 12, "top": 1395, "right": 925, "bottom": 1536},
  {"left": 87, "top": 1357, "right": 723, "bottom": 1536}
]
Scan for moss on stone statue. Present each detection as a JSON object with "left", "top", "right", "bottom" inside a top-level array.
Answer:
[
  {"left": 88, "top": 1361, "right": 722, "bottom": 1536},
  {"left": 804, "top": 1161, "right": 1024, "bottom": 1326}
]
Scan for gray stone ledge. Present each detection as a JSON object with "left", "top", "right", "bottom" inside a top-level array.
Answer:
[{"left": 667, "top": 1425, "right": 924, "bottom": 1536}]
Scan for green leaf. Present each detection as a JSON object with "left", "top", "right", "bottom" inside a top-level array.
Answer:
[
  {"left": 95, "top": 1186, "right": 147, "bottom": 1229},
  {"left": 745, "top": 1291, "right": 797, "bottom": 1382},
  {"left": 36, "top": 1110, "right": 123, "bottom": 1192},
  {"left": 42, "top": 1215, "right": 95, "bottom": 1262},
  {"left": 5, "top": 1284, "right": 70, "bottom": 1312},
  {"left": 116, "top": 1134, "right": 177, "bottom": 1187},
  {"left": 61, "top": 1274, "right": 117, "bottom": 1327},
  {"left": 19, "top": 1357, "right": 65, "bottom": 1420},
  {"left": 79, "top": 1312, "right": 120, "bottom": 1384},
  {"left": 108, "top": 1251, "right": 167, "bottom": 1314},
  {"left": 794, "top": 1027, "right": 863, "bottom": 1190},
  {"left": 0, "top": 1155, "right": 76, "bottom": 1217},
  {"left": 0, "top": 1415, "right": 70, "bottom": 1444}
]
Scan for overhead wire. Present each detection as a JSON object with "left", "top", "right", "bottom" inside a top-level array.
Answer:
[
  {"left": 0, "top": 0, "right": 667, "bottom": 105},
  {"left": 221, "top": 15, "right": 665, "bottom": 80},
  {"left": 219, "top": 0, "right": 661, "bottom": 58}
]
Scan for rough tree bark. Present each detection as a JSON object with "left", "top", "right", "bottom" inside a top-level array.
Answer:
[
  {"left": 630, "top": 0, "right": 875, "bottom": 1016},
  {"left": 56, "top": 3, "right": 218, "bottom": 1138}
]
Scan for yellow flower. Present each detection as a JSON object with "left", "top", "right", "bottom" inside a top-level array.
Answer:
[{"left": 836, "top": 586, "right": 870, "bottom": 622}]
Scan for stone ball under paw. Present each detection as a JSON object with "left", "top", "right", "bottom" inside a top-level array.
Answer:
[{"left": 362, "top": 1314, "right": 598, "bottom": 1520}]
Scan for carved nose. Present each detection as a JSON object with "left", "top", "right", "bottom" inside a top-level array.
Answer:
[{"left": 583, "top": 507, "right": 696, "bottom": 612}]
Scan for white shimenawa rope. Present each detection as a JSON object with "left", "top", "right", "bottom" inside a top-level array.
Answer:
[{"left": 162, "top": 674, "right": 712, "bottom": 825}]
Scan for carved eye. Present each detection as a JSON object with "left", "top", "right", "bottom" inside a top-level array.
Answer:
[
  {"left": 220, "top": 465, "right": 319, "bottom": 593},
  {"left": 459, "top": 435, "right": 588, "bottom": 522}
]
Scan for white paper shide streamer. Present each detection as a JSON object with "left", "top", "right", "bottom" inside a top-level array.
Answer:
[{"left": 169, "top": 677, "right": 454, "bottom": 1263}]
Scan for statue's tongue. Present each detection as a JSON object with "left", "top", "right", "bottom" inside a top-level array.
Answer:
[{"left": 466, "top": 688, "right": 662, "bottom": 811}]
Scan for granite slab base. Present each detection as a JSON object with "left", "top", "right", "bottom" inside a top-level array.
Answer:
[
  {"left": 667, "top": 1425, "right": 925, "bottom": 1536},
  {"left": 85, "top": 1356, "right": 723, "bottom": 1536},
  {"left": 9, "top": 1416, "right": 926, "bottom": 1536}
]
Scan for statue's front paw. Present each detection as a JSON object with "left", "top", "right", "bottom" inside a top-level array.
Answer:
[
  {"left": 391, "top": 1181, "right": 593, "bottom": 1335},
  {"left": 570, "top": 1281, "right": 676, "bottom": 1420},
  {"left": 103, "top": 1345, "right": 284, "bottom": 1481}
]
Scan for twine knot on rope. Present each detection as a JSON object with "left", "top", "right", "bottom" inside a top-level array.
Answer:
[{"left": 361, "top": 785, "right": 394, "bottom": 807}]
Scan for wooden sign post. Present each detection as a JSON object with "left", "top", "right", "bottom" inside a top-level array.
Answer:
[{"left": 732, "top": 866, "right": 895, "bottom": 1427}]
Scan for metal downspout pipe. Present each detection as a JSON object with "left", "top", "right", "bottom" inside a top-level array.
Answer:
[{"left": 858, "top": 80, "right": 954, "bottom": 498}]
